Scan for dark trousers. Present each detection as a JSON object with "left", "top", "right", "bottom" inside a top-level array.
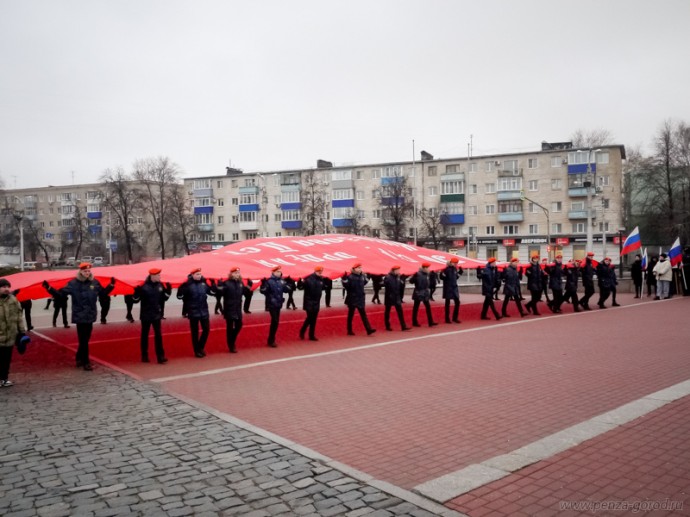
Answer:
[
  {"left": 501, "top": 295, "right": 524, "bottom": 316},
  {"left": 214, "top": 296, "right": 223, "bottom": 314},
  {"left": 189, "top": 317, "right": 210, "bottom": 353},
  {"left": 100, "top": 299, "right": 111, "bottom": 323},
  {"left": 564, "top": 289, "right": 580, "bottom": 311},
  {"left": 347, "top": 305, "right": 372, "bottom": 333},
  {"left": 53, "top": 304, "right": 68, "bottom": 327},
  {"left": 372, "top": 289, "right": 381, "bottom": 304},
  {"left": 412, "top": 299, "right": 434, "bottom": 326},
  {"left": 526, "top": 290, "right": 542, "bottom": 314},
  {"left": 141, "top": 319, "right": 164, "bottom": 360},
  {"left": 384, "top": 303, "right": 406, "bottom": 330},
  {"left": 300, "top": 308, "right": 319, "bottom": 338},
  {"left": 0, "top": 346, "right": 13, "bottom": 381},
  {"left": 324, "top": 289, "right": 332, "bottom": 307},
  {"left": 76, "top": 323, "right": 93, "bottom": 365},
  {"left": 23, "top": 303, "right": 32, "bottom": 330},
  {"left": 225, "top": 318, "right": 242, "bottom": 351},
  {"left": 597, "top": 288, "right": 611, "bottom": 307},
  {"left": 268, "top": 308, "right": 281, "bottom": 344},
  {"left": 44, "top": 298, "right": 52, "bottom": 310},
  {"left": 444, "top": 297, "right": 460, "bottom": 322},
  {"left": 551, "top": 289, "right": 564, "bottom": 312},
  {"left": 243, "top": 290, "right": 253, "bottom": 312},
  {"left": 481, "top": 295, "right": 500, "bottom": 319},
  {"left": 286, "top": 293, "right": 296, "bottom": 310},
  {"left": 581, "top": 285, "right": 595, "bottom": 308},
  {"left": 634, "top": 281, "right": 643, "bottom": 298}
]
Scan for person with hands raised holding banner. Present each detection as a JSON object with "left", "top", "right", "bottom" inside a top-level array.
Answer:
[
  {"left": 260, "top": 266, "right": 291, "bottom": 347},
  {"left": 177, "top": 267, "right": 213, "bottom": 358},
  {"left": 215, "top": 267, "right": 245, "bottom": 353},
  {"left": 342, "top": 263, "right": 376, "bottom": 336},
  {"left": 132, "top": 268, "right": 170, "bottom": 364}
]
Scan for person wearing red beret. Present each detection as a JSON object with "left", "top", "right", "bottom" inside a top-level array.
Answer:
[
  {"left": 501, "top": 258, "right": 526, "bottom": 318},
  {"left": 440, "top": 256, "right": 463, "bottom": 324},
  {"left": 215, "top": 267, "right": 246, "bottom": 353},
  {"left": 480, "top": 258, "right": 502, "bottom": 321},
  {"left": 296, "top": 265, "right": 325, "bottom": 341},
  {"left": 342, "top": 263, "right": 376, "bottom": 336},
  {"left": 524, "top": 254, "right": 546, "bottom": 316},
  {"left": 596, "top": 257, "right": 615, "bottom": 309},
  {"left": 133, "top": 268, "right": 171, "bottom": 363},
  {"left": 383, "top": 265, "right": 410, "bottom": 332},
  {"left": 580, "top": 253, "right": 596, "bottom": 310},
  {"left": 259, "top": 266, "right": 292, "bottom": 347},
  {"left": 176, "top": 268, "right": 213, "bottom": 357},
  {"left": 547, "top": 254, "right": 565, "bottom": 313},
  {"left": 410, "top": 262, "right": 437, "bottom": 327}
]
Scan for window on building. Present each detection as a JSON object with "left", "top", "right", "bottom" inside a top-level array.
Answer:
[
  {"left": 372, "top": 169, "right": 381, "bottom": 179},
  {"left": 528, "top": 158, "right": 538, "bottom": 169},
  {"left": 274, "top": 213, "right": 281, "bottom": 222},
  {"left": 529, "top": 224, "right": 539, "bottom": 235},
  {"left": 381, "top": 166, "right": 401, "bottom": 178},
  {"left": 217, "top": 233, "right": 224, "bottom": 241},
  {"left": 231, "top": 197, "right": 238, "bottom": 205},
  {"left": 217, "top": 198, "right": 224, "bottom": 207},
  {"left": 281, "top": 191, "right": 300, "bottom": 203},
  {"left": 551, "top": 179, "right": 562, "bottom": 190},
  {"left": 194, "top": 179, "right": 211, "bottom": 189},
  {"left": 332, "top": 188, "right": 353, "bottom": 200},
  {"left": 332, "top": 207, "right": 353, "bottom": 219},
  {"left": 245, "top": 232, "right": 258, "bottom": 239},
  {"left": 498, "top": 201, "right": 522, "bottom": 213},
  {"left": 597, "top": 175, "right": 610, "bottom": 187},
  {"left": 216, "top": 180, "right": 223, "bottom": 188},
  {"left": 357, "top": 209, "right": 365, "bottom": 218},
  {"left": 469, "top": 162, "right": 478, "bottom": 172},
  {"left": 485, "top": 183, "right": 496, "bottom": 194},
  {"left": 356, "top": 190, "right": 364, "bottom": 200},
  {"left": 469, "top": 184, "right": 478, "bottom": 194},
  {"left": 428, "top": 207, "right": 438, "bottom": 216},
  {"left": 572, "top": 223, "right": 585, "bottom": 233},
  {"left": 427, "top": 166, "right": 437, "bottom": 177},
  {"left": 552, "top": 223, "right": 562, "bottom": 234},
  {"left": 231, "top": 180, "right": 238, "bottom": 188},
  {"left": 428, "top": 186, "right": 438, "bottom": 196},
  {"left": 551, "top": 201, "right": 562, "bottom": 212},
  {"left": 599, "top": 222, "right": 611, "bottom": 232},
  {"left": 282, "top": 210, "right": 300, "bottom": 221},
  {"left": 372, "top": 229, "right": 380, "bottom": 238},
  {"left": 485, "top": 161, "right": 495, "bottom": 172},
  {"left": 232, "top": 233, "right": 239, "bottom": 241},
  {"left": 239, "top": 193, "right": 257, "bottom": 204},
  {"left": 503, "top": 225, "right": 519, "bottom": 235},
  {"left": 485, "top": 204, "right": 496, "bottom": 214},
  {"left": 486, "top": 226, "right": 495, "bottom": 235},
  {"left": 373, "top": 209, "right": 382, "bottom": 219},
  {"left": 445, "top": 164, "right": 458, "bottom": 173},
  {"left": 441, "top": 180, "right": 463, "bottom": 195},
  {"left": 331, "top": 170, "right": 352, "bottom": 181},
  {"left": 571, "top": 201, "right": 585, "bottom": 211},
  {"left": 528, "top": 179, "right": 538, "bottom": 191},
  {"left": 503, "top": 159, "right": 518, "bottom": 172},
  {"left": 468, "top": 205, "right": 478, "bottom": 215},
  {"left": 468, "top": 226, "right": 478, "bottom": 236},
  {"left": 217, "top": 216, "right": 224, "bottom": 224},
  {"left": 498, "top": 177, "right": 522, "bottom": 191},
  {"left": 355, "top": 170, "right": 364, "bottom": 180},
  {"left": 602, "top": 198, "right": 610, "bottom": 209},
  {"left": 551, "top": 156, "right": 562, "bottom": 167},
  {"left": 232, "top": 215, "right": 238, "bottom": 223},
  {"left": 596, "top": 152, "right": 610, "bottom": 164},
  {"left": 239, "top": 211, "right": 257, "bottom": 222},
  {"left": 371, "top": 189, "right": 379, "bottom": 199}
]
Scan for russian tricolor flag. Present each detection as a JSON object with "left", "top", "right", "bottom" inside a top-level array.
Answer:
[
  {"left": 620, "top": 226, "right": 642, "bottom": 256},
  {"left": 669, "top": 237, "right": 683, "bottom": 266},
  {"left": 641, "top": 247, "right": 648, "bottom": 271}
]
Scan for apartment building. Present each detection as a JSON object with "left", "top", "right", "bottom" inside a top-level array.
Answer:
[{"left": 184, "top": 141, "right": 626, "bottom": 262}]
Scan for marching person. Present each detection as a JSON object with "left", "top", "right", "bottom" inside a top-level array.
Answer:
[
  {"left": 322, "top": 276, "right": 333, "bottom": 308},
  {"left": 383, "top": 265, "right": 410, "bottom": 331},
  {"left": 45, "top": 288, "right": 69, "bottom": 328},
  {"left": 297, "top": 265, "right": 325, "bottom": 341},
  {"left": 0, "top": 278, "right": 27, "bottom": 387},
  {"left": 370, "top": 274, "right": 383, "bottom": 305},
  {"left": 124, "top": 294, "right": 136, "bottom": 322},
  {"left": 284, "top": 275, "right": 298, "bottom": 310},
  {"left": 12, "top": 290, "right": 33, "bottom": 331},
  {"left": 133, "top": 268, "right": 171, "bottom": 364},
  {"left": 653, "top": 253, "right": 673, "bottom": 300},
  {"left": 596, "top": 257, "right": 615, "bottom": 308},
  {"left": 215, "top": 267, "right": 245, "bottom": 353},
  {"left": 524, "top": 254, "right": 546, "bottom": 315},
  {"left": 410, "top": 262, "right": 438, "bottom": 327},
  {"left": 610, "top": 262, "right": 621, "bottom": 306},
  {"left": 43, "top": 263, "right": 115, "bottom": 371},
  {"left": 580, "top": 251, "right": 596, "bottom": 310},
  {"left": 439, "top": 256, "right": 463, "bottom": 324},
  {"left": 98, "top": 290, "right": 111, "bottom": 324},
  {"left": 501, "top": 258, "right": 526, "bottom": 317},
  {"left": 242, "top": 278, "right": 254, "bottom": 314},
  {"left": 631, "top": 254, "right": 643, "bottom": 298},
  {"left": 564, "top": 259, "right": 581, "bottom": 312},
  {"left": 177, "top": 267, "right": 213, "bottom": 358},
  {"left": 480, "top": 257, "right": 502, "bottom": 321},
  {"left": 342, "top": 263, "right": 376, "bottom": 336},
  {"left": 213, "top": 288, "right": 224, "bottom": 315},
  {"left": 260, "top": 266, "right": 291, "bottom": 347},
  {"left": 548, "top": 254, "right": 565, "bottom": 313}
]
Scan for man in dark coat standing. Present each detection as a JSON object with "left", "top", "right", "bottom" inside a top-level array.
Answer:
[
  {"left": 297, "top": 265, "right": 325, "bottom": 341},
  {"left": 439, "top": 256, "right": 463, "bottom": 324},
  {"left": 596, "top": 257, "right": 615, "bottom": 308},
  {"left": 370, "top": 274, "right": 383, "bottom": 305},
  {"left": 177, "top": 267, "right": 213, "bottom": 357},
  {"left": 342, "top": 263, "right": 376, "bottom": 336},
  {"left": 564, "top": 259, "right": 581, "bottom": 312},
  {"left": 410, "top": 262, "right": 438, "bottom": 327},
  {"left": 44, "top": 263, "right": 115, "bottom": 371},
  {"left": 524, "top": 254, "right": 546, "bottom": 316},
  {"left": 501, "top": 258, "right": 526, "bottom": 317},
  {"left": 547, "top": 254, "right": 565, "bottom": 313},
  {"left": 133, "top": 267, "right": 171, "bottom": 363},
  {"left": 580, "top": 252, "right": 596, "bottom": 310},
  {"left": 322, "top": 276, "right": 333, "bottom": 307},
  {"left": 630, "top": 254, "right": 643, "bottom": 298},
  {"left": 260, "top": 266, "right": 291, "bottom": 347},
  {"left": 242, "top": 278, "right": 254, "bottom": 314},
  {"left": 215, "top": 267, "right": 245, "bottom": 353},
  {"left": 383, "top": 265, "right": 410, "bottom": 331},
  {"left": 480, "top": 258, "right": 502, "bottom": 320}
]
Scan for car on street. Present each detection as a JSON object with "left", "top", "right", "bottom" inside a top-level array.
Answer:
[{"left": 93, "top": 257, "right": 104, "bottom": 266}]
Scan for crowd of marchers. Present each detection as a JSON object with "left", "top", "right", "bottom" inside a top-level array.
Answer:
[{"left": 0, "top": 249, "right": 686, "bottom": 387}]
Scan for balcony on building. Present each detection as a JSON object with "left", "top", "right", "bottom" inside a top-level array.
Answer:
[
  {"left": 281, "top": 220, "right": 302, "bottom": 229},
  {"left": 194, "top": 206, "right": 214, "bottom": 215},
  {"left": 332, "top": 218, "right": 353, "bottom": 228},
  {"left": 239, "top": 221, "right": 259, "bottom": 231},
  {"left": 238, "top": 204, "right": 259, "bottom": 212},
  {"left": 239, "top": 185, "right": 259, "bottom": 195},
  {"left": 381, "top": 196, "right": 405, "bottom": 206},
  {"left": 280, "top": 202, "right": 302, "bottom": 211},
  {"left": 280, "top": 174, "right": 300, "bottom": 186},
  {"left": 567, "top": 163, "right": 596, "bottom": 175},
  {"left": 381, "top": 175, "right": 405, "bottom": 186},
  {"left": 332, "top": 199, "right": 355, "bottom": 209},
  {"left": 497, "top": 168, "right": 522, "bottom": 177},
  {"left": 440, "top": 172, "right": 465, "bottom": 182},
  {"left": 439, "top": 194, "right": 464, "bottom": 204},
  {"left": 87, "top": 211, "right": 102, "bottom": 219},
  {"left": 193, "top": 187, "right": 213, "bottom": 197},
  {"left": 440, "top": 213, "right": 465, "bottom": 225},
  {"left": 568, "top": 209, "right": 596, "bottom": 220},
  {"left": 496, "top": 190, "right": 522, "bottom": 201},
  {"left": 196, "top": 223, "right": 214, "bottom": 232},
  {"left": 497, "top": 212, "right": 524, "bottom": 222}
]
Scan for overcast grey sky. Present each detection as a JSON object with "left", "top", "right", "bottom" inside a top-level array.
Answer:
[{"left": 1, "top": 0, "right": 689, "bottom": 189}]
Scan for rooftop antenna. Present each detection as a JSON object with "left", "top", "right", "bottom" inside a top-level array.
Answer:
[{"left": 470, "top": 134, "right": 473, "bottom": 158}]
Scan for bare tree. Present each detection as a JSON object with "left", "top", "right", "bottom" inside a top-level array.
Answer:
[
  {"left": 167, "top": 183, "right": 195, "bottom": 256},
  {"left": 378, "top": 171, "right": 414, "bottom": 242},
  {"left": 133, "top": 156, "right": 181, "bottom": 259},
  {"left": 420, "top": 208, "right": 447, "bottom": 250},
  {"left": 300, "top": 169, "right": 328, "bottom": 235},
  {"left": 571, "top": 128, "right": 615, "bottom": 148},
  {"left": 23, "top": 217, "right": 54, "bottom": 263},
  {"left": 100, "top": 167, "right": 140, "bottom": 263},
  {"left": 59, "top": 200, "right": 90, "bottom": 260}
]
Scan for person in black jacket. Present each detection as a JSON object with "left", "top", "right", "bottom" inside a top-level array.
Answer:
[
  {"left": 260, "top": 266, "right": 291, "bottom": 347},
  {"left": 177, "top": 267, "right": 213, "bottom": 357},
  {"left": 370, "top": 274, "right": 383, "bottom": 305},
  {"left": 124, "top": 294, "right": 136, "bottom": 322},
  {"left": 439, "top": 257, "right": 463, "bottom": 324},
  {"left": 547, "top": 255, "right": 565, "bottom": 313},
  {"left": 630, "top": 254, "right": 643, "bottom": 298},
  {"left": 44, "top": 288, "right": 69, "bottom": 328},
  {"left": 383, "top": 265, "right": 410, "bottom": 331},
  {"left": 480, "top": 258, "right": 502, "bottom": 320},
  {"left": 44, "top": 263, "right": 115, "bottom": 371},
  {"left": 410, "top": 262, "right": 437, "bottom": 327},
  {"left": 501, "top": 258, "right": 526, "bottom": 317},
  {"left": 284, "top": 276, "right": 297, "bottom": 310},
  {"left": 564, "top": 259, "right": 581, "bottom": 312},
  {"left": 98, "top": 290, "right": 111, "bottom": 324},
  {"left": 297, "top": 266, "right": 325, "bottom": 341},
  {"left": 322, "top": 276, "right": 333, "bottom": 307},
  {"left": 524, "top": 254, "right": 546, "bottom": 316},
  {"left": 243, "top": 278, "right": 254, "bottom": 314},
  {"left": 580, "top": 252, "right": 596, "bottom": 310},
  {"left": 133, "top": 268, "right": 171, "bottom": 363},
  {"left": 645, "top": 255, "right": 658, "bottom": 298},
  {"left": 596, "top": 257, "right": 615, "bottom": 308},
  {"left": 215, "top": 267, "right": 245, "bottom": 353},
  {"left": 12, "top": 289, "right": 33, "bottom": 331},
  {"left": 342, "top": 263, "right": 376, "bottom": 336}
]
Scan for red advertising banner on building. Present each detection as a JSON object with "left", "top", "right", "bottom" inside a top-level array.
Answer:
[
  {"left": 502, "top": 239, "right": 516, "bottom": 246},
  {"left": 556, "top": 238, "right": 570, "bottom": 246},
  {"left": 452, "top": 240, "right": 466, "bottom": 248}
]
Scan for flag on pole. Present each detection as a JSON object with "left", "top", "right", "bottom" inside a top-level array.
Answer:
[
  {"left": 620, "top": 226, "right": 642, "bottom": 255},
  {"left": 669, "top": 237, "right": 683, "bottom": 266},
  {"left": 641, "top": 247, "right": 648, "bottom": 271}
]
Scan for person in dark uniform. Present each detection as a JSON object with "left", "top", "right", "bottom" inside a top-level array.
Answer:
[
  {"left": 44, "top": 263, "right": 115, "bottom": 371},
  {"left": 370, "top": 274, "right": 383, "bottom": 305},
  {"left": 596, "top": 257, "right": 615, "bottom": 308},
  {"left": 524, "top": 254, "right": 546, "bottom": 315},
  {"left": 480, "top": 258, "right": 502, "bottom": 320},
  {"left": 580, "top": 252, "right": 596, "bottom": 310},
  {"left": 646, "top": 255, "right": 658, "bottom": 298},
  {"left": 541, "top": 257, "right": 551, "bottom": 308},
  {"left": 609, "top": 262, "right": 620, "bottom": 306},
  {"left": 215, "top": 266, "right": 245, "bottom": 353},
  {"left": 124, "top": 294, "right": 136, "bottom": 322},
  {"left": 564, "top": 259, "right": 581, "bottom": 312},
  {"left": 547, "top": 254, "right": 565, "bottom": 313},
  {"left": 429, "top": 270, "right": 439, "bottom": 301},
  {"left": 98, "top": 290, "right": 111, "bottom": 324},
  {"left": 284, "top": 275, "right": 297, "bottom": 310},
  {"left": 630, "top": 254, "right": 643, "bottom": 298},
  {"left": 43, "top": 288, "right": 69, "bottom": 328},
  {"left": 297, "top": 265, "right": 325, "bottom": 341},
  {"left": 243, "top": 278, "right": 254, "bottom": 314},
  {"left": 213, "top": 288, "right": 223, "bottom": 315},
  {"left": 383, "top": 265, "right": 409, "bottom": 331},
  {"left": 11, "top": 289, "right": 33, "bottom": 331},
  {"left": 260, "top": 266, "right": 291, "bottom": 347},
  {"left": 501, "top": 258, "right": 526, "bottom": 317},
  {"left": 440, "top": 256, "right": 463, "bottom": 324},
  {"left": 410, "top": 262, "right": 437, "bottom": 327},
  {"left": 322, "top": 276, "right": 333, "bottom": 307},
  {"left": 342, "top": 263, "right": 376, "bottom": 336},
  {"left": 176, "top": 267, "right": 213, "bottom": 357},
  {"left": 133, "top": 268, "right": 171, "bottom": 363}
]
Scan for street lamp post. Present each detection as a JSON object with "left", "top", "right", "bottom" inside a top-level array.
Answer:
[
  {"left": 618, "top": 227, "right": 625, "bottom": 278},
  {"left": 520, "top": 191, "right": 551, "bottom": 260},
  {"left": 584, "top": 149, "right": 600, "bottom": 254},
  {"left": 13, "top": 213, "right": 24, "bottom": 271}
]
